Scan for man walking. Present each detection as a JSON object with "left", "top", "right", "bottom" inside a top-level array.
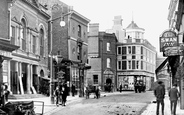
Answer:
[
  {"left": 169, "top": 84, "right": 180, "bottom": 115},
  {"left": 154, "top": 81, "right": 165, "bottom": 115}
]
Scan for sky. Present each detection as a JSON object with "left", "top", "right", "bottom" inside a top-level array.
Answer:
[{"left": 60, "top": 0, "right": 170, "bottom": 55}]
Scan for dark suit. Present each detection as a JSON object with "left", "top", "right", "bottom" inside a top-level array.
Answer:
[
  {"left": 154, "top": 84, "right": 165, "bottom": 115},
  {"left": 169, "top": 87, "right": 180, "bottom": 115}
]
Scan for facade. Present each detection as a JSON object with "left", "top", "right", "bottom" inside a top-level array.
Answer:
[
  {"left": 43, "top": 0, "right": 90, "bottom": 95},
  {"left": 0, "top": 0, "right": 19, "bottom": 90},
  {"left": 9, "top": 0, "right": 50, "bottom": 95},
  {"left": 117, "top": 21, "right": 157, "bottom": 90},
  {"left": 87, "top": 23, "right": 118, "bottom": 92},
  {"left": 168, "top": 0, "right": 184, "bottom": 109}
]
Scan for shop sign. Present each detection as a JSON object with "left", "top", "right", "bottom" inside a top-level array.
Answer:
[{"left": 159, "top": 30, "right": 178, "bottom": 52}]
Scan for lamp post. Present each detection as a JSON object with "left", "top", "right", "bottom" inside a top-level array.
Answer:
[{"left": 49, "top": 14, "right": 66, "bottom": 104}]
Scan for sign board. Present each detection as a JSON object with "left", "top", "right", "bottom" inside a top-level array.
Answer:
[
  {"left": 159, "top": 30, "right": 178, "bottom": 52},
  {"left": 163, "top": 46, "right": 183, "bottom": 56}
]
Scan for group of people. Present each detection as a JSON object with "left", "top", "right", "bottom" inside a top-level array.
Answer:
[
  {"left": 85, "top": 86, "right": 100, "bottom": 99},
  {"left": 154, "top": 81, "right": 180, "bottom": 115},
  {"left": 54, "top": 83, "right": 68, "bottom": 106}
]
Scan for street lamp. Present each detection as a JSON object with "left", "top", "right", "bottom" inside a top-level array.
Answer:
[{"left": 49, "top": 18, "right": 66, "bottom": 104}]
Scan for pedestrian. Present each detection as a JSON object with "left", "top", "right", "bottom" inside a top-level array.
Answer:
[
  {"left": 85, "top": 87, "right": 90, "bottom": 99},
  {"left": 4, "top": 84, "right": 10, "bottom": 102},
  {"left": 154, "top": 81, "right": 165, "bottom": 115},
  {"left": 61, "top": 84, "right": 68, "bottom": 106},
  {"left": 71, "top": 83, "right": 76, "bottom": 97},
  {"left": 169, "top": 83, "right": 180, "bottom": 115},
  {"left": 95, "top": 86, "right": 100, "bottom": 99},
  {"left": 54, "top": 86, "right": 60, "bottom": 106},
  {"left": 119, "top": 84, "right": 122, "bottom": 93}
]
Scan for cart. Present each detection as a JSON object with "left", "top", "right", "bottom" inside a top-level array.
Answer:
[{"left": 0, "top": 101, "right": 44, "bottom": 115}]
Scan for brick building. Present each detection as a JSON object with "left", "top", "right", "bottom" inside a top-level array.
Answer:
[
  {"left": 40, "top": 0, "right": 90, "bottom": 95},
  {"left": 8, "top": 0, "right": 50, "bottom": 95},
  {"left": 87, "top": 23, "right": 118, "bottom": 92}
]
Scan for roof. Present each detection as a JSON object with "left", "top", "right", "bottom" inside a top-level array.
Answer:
[{"left": 126, "top": 21, "right": 144, "bottom": 30}]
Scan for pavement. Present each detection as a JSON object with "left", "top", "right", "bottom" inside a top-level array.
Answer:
[
  {"left": 7, "top": 91, "right": 184, "bottom": 115},
  {"left": 141, "top": 92, "right": 184, "bottom": 115}
]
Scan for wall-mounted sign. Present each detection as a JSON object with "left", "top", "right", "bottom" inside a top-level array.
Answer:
[
  {"left": 159, "top": 30, "right": 178, "bottom": 52},
  {"left": 163, "top": 46, "right": 183, "bottom": 56}
]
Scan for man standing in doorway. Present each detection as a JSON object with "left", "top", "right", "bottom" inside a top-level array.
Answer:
[
  {"left": 154, "top": 81, "right": 165, "bottom": 115},
  {"left": 169, "top": 83, "right": 180, "bottom": 115}
]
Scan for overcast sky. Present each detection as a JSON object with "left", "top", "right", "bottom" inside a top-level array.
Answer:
[{"left": 60, "top": 0, "right": 170, "bottom": 54}]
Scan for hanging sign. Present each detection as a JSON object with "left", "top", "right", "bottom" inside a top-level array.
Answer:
[{"left": 159, "top": 30, "right": 178, "bottom": 52}]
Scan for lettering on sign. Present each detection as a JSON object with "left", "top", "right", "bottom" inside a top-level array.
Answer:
[{"left": 159, "top": 30, "right": 178, "bottom": 52}]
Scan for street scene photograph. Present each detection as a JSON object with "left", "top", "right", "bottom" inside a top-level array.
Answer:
[{"left": 0, "top": 0, "right": 184, "bottom": 115}]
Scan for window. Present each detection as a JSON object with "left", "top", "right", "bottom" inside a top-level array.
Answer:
[
  {"left": 122, "top": 61, "right": 127, "bottom": 69},
  {"left": 78, "top": 25, "right": 81, "bottom": 37},
  {"left": 32, "top": 35, "right": 36, "bottom": 54},
  {"left": 40, "top": 28, "right": 44, "bottom": 57},
  {"left": 118, "top": 61, "right": 121, "bottom": 70},
  {"left": 122, "top": 56, "right": 126, "bottom": 59},
  {"left": 93, "top": 75, "right": 98, "bottom": 84},
  {"left": 128, "top": 60, "right": 131, "bottom": 69},
  {"left": 107, "top": 58, "right": 111, "bottom": 68},
  {"left": 132, "top": 55, "right": 136, "bottom": 59},
  {"left": 128, "top": 46, "right": 131, "bottom": 54},
  {"left": 118, "top": 47, "right": 121, "bottom": 54},
  {"left": 21, "top": 19, "right": 26, "bottom": 51},
  {"left": 107, "top": 42, "right": 110, "bottom": 51},
  {"left": 132, "top": 46, "right": 136, "bottom": 54},
  {"left": 10, "top": 26, "right": 15, "bottom": 45},
  {"left": 132, "top": 60, "right": 135, "bottom": 69},
  {"left": 122, "top": 47, "right": 126, "bottom": 54},
  {"left": 136, "top": 61, "right": 139, "bottom": 69},
  {"left": 141, "top": 61, "right": 143, "bottom": 69},
  {"left": 141, "top": 46, "right": 143, "bottom": 54}
]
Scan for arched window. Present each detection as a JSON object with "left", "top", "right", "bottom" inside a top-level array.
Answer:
[
  {"left": 39, "top": 28, "right": 44, "bottom": 57},
  {"left": 21, "top": 19, "right": 26, "bottom": 51}
]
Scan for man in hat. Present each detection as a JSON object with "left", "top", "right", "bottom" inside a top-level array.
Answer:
[
  {"left": 154, "top": 81, "right": 165, "bottom": 115},
  {"left": 169, "top": 83, "right": 180, "bottom": 115}
]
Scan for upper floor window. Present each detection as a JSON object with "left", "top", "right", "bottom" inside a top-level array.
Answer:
[
  {"left": 78, "top": 25, "right": 81, "bottom": 37},
  {"left": 128, "top": 46, "right": 131, "bottom": 54},
  {"left": 118, "top": 61, "right": 121, "bottom": 70},
  {"left": 117, "top": 47, "right": 121, "bottom": 55},
  {"left": 10, "top": 26, "right": 15, "bottom": 45},
  {"left": 122, "top": 47, "right": 126, "bottom": 54},
  {"left": 107, "top": 42, "right": 110, "bottom": 51},
  {"left": 21, "top": 19, "right": 26, "bottom": 51},
  {"left": 32, "top": 35, "right": 36, "bottom": 54},
  {"left": 39, "top": 28, "right": 44, "bottom": 57},
  {"left": 107, "top": 58, "right": 111, "bottom": 68},
  {"left": 93, "top": 75, "right": 98, "bottom": 84}
]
